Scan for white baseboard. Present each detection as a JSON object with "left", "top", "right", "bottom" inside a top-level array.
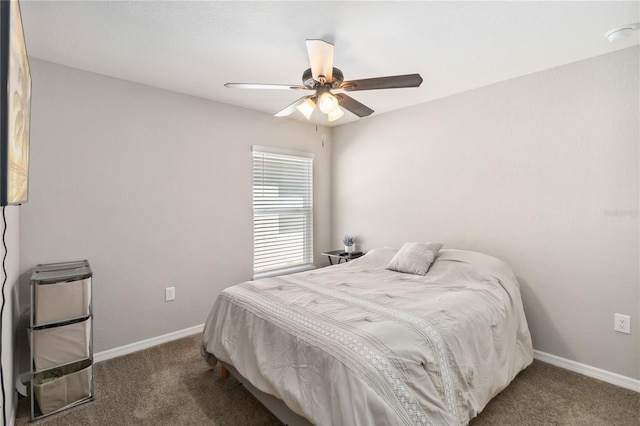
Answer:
[
  {"left": 93, "top": 324, "right": 204, "bottom": 364},
  {"left": 533, "top": 349, "right": 639, "bottom": 392}
]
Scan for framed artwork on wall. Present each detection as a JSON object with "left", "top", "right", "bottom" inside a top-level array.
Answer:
[{"left": 0, "top": 0, "right": 31, "bottom": 206}]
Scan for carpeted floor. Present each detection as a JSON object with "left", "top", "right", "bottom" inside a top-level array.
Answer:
[{"left": 15, "top": 334, "right": 639, "bottom": 425}]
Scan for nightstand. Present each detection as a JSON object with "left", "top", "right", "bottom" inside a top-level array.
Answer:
[{"left": 321, "top": 250, "right": 364, "bottom": 265}]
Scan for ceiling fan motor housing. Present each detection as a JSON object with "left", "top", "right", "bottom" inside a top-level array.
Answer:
[{"left": 303, "top": 67, "right": 344, "bottom": 89}]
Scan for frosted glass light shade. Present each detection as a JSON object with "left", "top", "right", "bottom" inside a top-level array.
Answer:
[
  {"left": 296, "top": 98, "right": 316, "bottom": 119},
  {"left": 327, "top": 106, "right": 344, "bottom": 122},
  {"left": 318, "top": 92, "right": 338, "bottom": 114}
]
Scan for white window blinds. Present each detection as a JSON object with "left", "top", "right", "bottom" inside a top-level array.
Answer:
[{"left": 252, "top": 146, "right": 314, "bottom": 275}]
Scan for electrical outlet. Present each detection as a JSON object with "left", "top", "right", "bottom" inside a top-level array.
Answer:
[
  {"left": 165, "top": 287, "right": 175, "bottom": 302},
  {"left": 614, "top": 313, "right": 630, "bottom": 334}
]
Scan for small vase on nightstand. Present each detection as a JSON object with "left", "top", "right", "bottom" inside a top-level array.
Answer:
[{"left": 343, "top": 234, "right": 355, "bottom": 254}]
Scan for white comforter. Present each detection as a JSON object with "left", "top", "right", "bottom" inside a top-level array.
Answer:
[{"left": 201, "top": 248, "right": 533, "bottom": 426}]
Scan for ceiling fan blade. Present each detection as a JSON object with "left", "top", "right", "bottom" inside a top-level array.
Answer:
[
  {"left": 274, "top": 96, "right": 313, "bottom": 117},
  {"left": 340, "top": 74, "right": 423, "bottom": 91},
  {"left": 306, "top": 39, "right": 334, "bottom": 82},
  {"left": 225, "top": 83, "right": 309, "bottom": 90},
  {"left": 335, "top": 93, "right": 374, "bottom": 118}
]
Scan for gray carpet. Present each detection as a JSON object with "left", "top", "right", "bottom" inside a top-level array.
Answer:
[{"left": 15, "top": 334, "right": 639, "bottom": 425}]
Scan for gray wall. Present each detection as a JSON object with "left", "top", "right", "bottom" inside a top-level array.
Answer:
[
  {"left": 331, "top": 47, "right": 639, "bottom": 379},
  {"left": 20, "top": 59, "right": 332, "bottom": 353}
]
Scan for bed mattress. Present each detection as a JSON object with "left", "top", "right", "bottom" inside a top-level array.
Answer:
[{"left": 201, "top": 248, "right": 533, "bottom": 425}]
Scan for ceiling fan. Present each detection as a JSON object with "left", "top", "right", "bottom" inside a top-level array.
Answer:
[{"left": 225, "top": 39, "right": 423, "bottom": 122}]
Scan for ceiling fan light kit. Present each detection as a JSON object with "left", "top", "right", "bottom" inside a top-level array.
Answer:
[
  {"left": 296, "top": 97, "right": 317, "bottom": 119},
  {"left": 328, "top": 107, "right": 344, "bottom": 122},
  {"left": 318, "top": 91, "right": 339, "bottom": 114},
  {"left": 225, "top": 39, "right": 423, "bottom": 123}
]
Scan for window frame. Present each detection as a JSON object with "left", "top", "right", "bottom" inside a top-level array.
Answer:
[{"left": 252, "top": 145, "right": 315, "bottom": 279}]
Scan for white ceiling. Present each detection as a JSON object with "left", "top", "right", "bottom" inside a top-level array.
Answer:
[{"left": 20, "top": 1, "right": 639, "bottom": 126}]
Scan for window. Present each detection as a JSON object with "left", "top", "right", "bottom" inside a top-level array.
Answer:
[{"left": 252, "top": 146, "right": 314, "bottom": 277}]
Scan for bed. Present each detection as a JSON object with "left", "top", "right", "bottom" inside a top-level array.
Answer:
[{"left": 201, "top": 246, "right": 533, "bottom": 425}]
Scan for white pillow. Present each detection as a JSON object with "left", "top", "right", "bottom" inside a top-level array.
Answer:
[{"left": 386, "top": 242, "right": 443, "bottom": 275}]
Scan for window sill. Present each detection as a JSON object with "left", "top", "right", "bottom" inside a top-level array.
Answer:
[{"left": 253, "top": 264, "right": 316, "bottom": 280}]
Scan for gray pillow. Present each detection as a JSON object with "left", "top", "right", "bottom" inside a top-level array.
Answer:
[{"left": 386, "top": 242, "right": 443, "bottom": 275}]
